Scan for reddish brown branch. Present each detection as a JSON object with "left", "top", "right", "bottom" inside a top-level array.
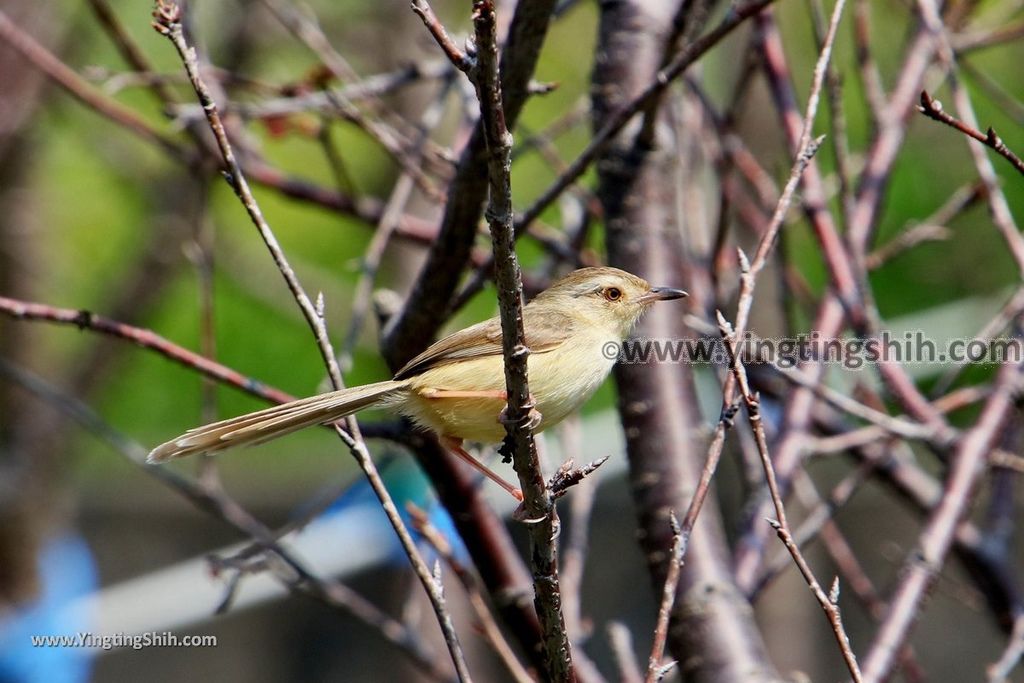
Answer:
[
  {"left": 860, "top": 358, "right": 1024, "bottom": 681},
  {"left": 411, "top": 0, "right": 473, "bottom": 72},
  {"left": 918, "top": 90, "right": 1024, "bottom": 177},
  {"left": 0, "top": 8, "right": 187, "bottom": 161},
  {"left": 0, "top": 295, "right": 295, "bottom": 405},
  {"left": 644, "top": 513, "right": 682, "bottom": 683}
]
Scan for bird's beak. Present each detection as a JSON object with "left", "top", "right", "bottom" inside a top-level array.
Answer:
[{"left": 639, "top": 286, "right": 688, "bottom": 304}]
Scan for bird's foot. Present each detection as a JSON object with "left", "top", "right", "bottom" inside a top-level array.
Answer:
[{"left": 497, "top": 397, "right": 542, "bottom": 431}]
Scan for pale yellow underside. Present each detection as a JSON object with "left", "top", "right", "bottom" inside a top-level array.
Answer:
[{"left": 396, "top": 328, "right": 616, "bottom": 443}]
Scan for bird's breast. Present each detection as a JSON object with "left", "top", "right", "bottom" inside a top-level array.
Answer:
[{"left": 400, "top": 333, "right": 617, "bottom": 443}]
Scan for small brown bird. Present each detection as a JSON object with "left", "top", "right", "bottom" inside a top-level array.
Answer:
[{"left": 149, "top": 267, "right": 686, "bottom": 499}]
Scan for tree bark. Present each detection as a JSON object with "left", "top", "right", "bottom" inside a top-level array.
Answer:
[{"left": 592, "top": 2, "right": 783, "bottom": 680}]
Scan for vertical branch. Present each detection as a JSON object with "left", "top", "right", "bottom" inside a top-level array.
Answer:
[
  {"left": 412, "top": 1, "right": 576, "bottom": 679},
  {"left": 644, "top": 513, "right": 682, "bottom": 682},
  {"left": 468, "top": 1, "right": 574, "bottom": 680}
]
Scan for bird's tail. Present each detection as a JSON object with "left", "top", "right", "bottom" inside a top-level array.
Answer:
[{"left": 147, "top": 379, "right": 410, "bottom": 463}]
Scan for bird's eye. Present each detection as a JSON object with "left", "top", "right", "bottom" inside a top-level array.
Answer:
[{"left": 603, "top": 287, "right": 623, "bottom": 302}]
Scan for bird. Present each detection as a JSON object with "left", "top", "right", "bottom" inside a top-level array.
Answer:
[{"left": 148, "top": 267, "right": 687, "bottom": 500}]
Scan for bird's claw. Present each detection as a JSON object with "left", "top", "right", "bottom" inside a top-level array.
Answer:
[
  {"left": 498, "top": 403, "right": 542, "bottom": 431},
  {"left": 511, "top": 502, "right": 546, "bottom": 524}
]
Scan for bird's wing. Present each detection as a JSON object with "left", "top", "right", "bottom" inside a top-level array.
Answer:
[{"left": 393, "top": 306, "right": 576, "bottom": 380}]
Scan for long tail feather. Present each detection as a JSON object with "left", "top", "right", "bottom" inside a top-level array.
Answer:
[{"left": 148, "top": 380, "right": 409, "bottom": 463}]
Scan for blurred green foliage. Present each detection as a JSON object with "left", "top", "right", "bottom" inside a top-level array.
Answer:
[{"left": 11, "top": 0, "right": 1023, "bottom": 495}]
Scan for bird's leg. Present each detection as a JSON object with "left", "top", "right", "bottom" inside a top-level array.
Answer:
[
  {"left": 419, "top": 388, "right": 508, "bottom": 399},
  {"left": 440, "top": 435, "right": 523, "bottom": 502}
]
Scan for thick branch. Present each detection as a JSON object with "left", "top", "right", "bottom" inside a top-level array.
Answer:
[{"left": 383, "top": 0, "right": 560, "bottom": 370}]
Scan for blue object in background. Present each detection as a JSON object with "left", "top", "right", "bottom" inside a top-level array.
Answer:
[
  {"left": 307, "top": 455, "right": 468, "bottom": 567},
  {"left": 0, "top": 533, "right": 97, "bottom": 683}
]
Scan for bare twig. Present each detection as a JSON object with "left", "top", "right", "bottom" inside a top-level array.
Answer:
[
  {"left": 0, "top": 6, "right": 435, "bottom": 230},
  {"left": 152, "top": 4, "right": 472, "bottom": 679},
  {"left": 0, "top": 8, "right": 187, "bottom": 160},
  {"left": 859, "top": 356, "right": 1024, "bottom": 682},
  {"left": 0, "top": 359, "right": 454, "bottom": 683},
  {"left": 0, "top": 295, "right": 295, "bottom": 405},
  {"left": 851, "top": 0, "right": 887, "bottom": 123},
  {"left": 341, "top": 75, "right": 456, "bottom": 369},
  {"left": 679, "top": 29, "right": 833, "bottom": 560},
  {"left": 734, "top": 13, "right": 952, "bottom": 595},
  {"left": 85, "top": 0, "right": 179, "bottom": 106},
  {"left": 261, "top": 0, "right": 447, "bottom": 197},
  {"left": 557, "top": 418, "right": 598, "bottom": 646},
  {"left": 718, "top": 314, "right": 863, "bottom": 683},
  {"left": 410, "top": 507, "right": 534, "bottom": 683},
  {"left": 644, "top": 513, "right": 681, "bottom": 683},
  {"left": 918, "top": 90, "right": 1024, "bottom": 178},
  {"left": 988, "top": 613, "right": 1024, "bottom": 683},
  {"left": 548, "top": 457, "right": 609, "bottom": 500},
  {"left": 866, "top": 222, "right": 950, "bottom": 269},
  {"left": 680, "top": 0, "right": 844, "bottom": 559},
  {"left": 411, "top": 0, "right": 473, "bottom": 72},
  {"left": 607, "top": 622, "right": 643, "bottom": 683},
  {"left": 913, "top": 0, "right": 1024, "bottom": 283},
  {"left": 515, "top": 0, "right": 778, "bottom": 237},
  {"left": 172, "top": 60, "right": 455, "bottom": 122},
  {"left": 382, "top": 0, "right": 562, "bottom": 372}
]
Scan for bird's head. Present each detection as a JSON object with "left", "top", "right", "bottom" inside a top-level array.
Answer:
[{"left": 533, "top": 266, "right": 687, "bottom": 338}]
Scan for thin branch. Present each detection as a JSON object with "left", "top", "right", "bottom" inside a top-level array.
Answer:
[
  {"left": 152, "top": 1, "right": 344, "bottom": 393},
  {"left": 261, "top": 0, "right": 447, "bottom": 198},
  {"left": 918, "top": 90, "right": 1024, "bottom": 178},
  {"left": 0, "top": 359, "right": 455, "bottom": 683},
  {"left": 607, "top": 622, "right": 643, "bottom": 683},
  {"left": 678, "top": 3, "right": 835, "bottom": 557},
  {"left": 410, "top": 507, "right": 535, "bottom": 683},
  {"left": 152, "top": 4, "right": 472, "bottom": 679},
  {"left": 557, "top": 417, "right": 598, "bottom": 647},
  {"left": 382, "top": 0, "right": 562, "bottom": 371},
  {"left": 0, "top": 8, "right": 187, "bottom": 161},
  {"left": 735, "top": 12, "right": 951, "bottom": 595},
  {"left": 851, "top": 0, "right": 887, "bottom": 129},
  {"left": 341, "top": 75, "right": 456, "bottom": 369},
  {"left": 411, "top": 0, "right": 474, "bottom": 72},
  {"left": 0, "top": 6, "right": 431, "bottom": 230},
  {"left": 859, "top": 357, "right": 1024, "bottom": 682},
  {"left": 988, "top": 613, "right": 1024, "bottom": 683},
  {"left": 174, "top": 60, "right": 456, "bottom": 122},
  {"left": 0, "top": 295, "right": 295, "bottom": 405},
  {"left": 912, "top": 1, "right": 1024, "bottom": 284},
  {"left": 85, "top": 0, "right": 179, "bottom": 106},
  {"left": 515, "top": 0, "right": 778, "bottom": 237},
  {"left": 718, "top": 314, "right": 863, "bottom": 683},
  {"left": 953, "top": 19, "right": 1024, "bottom": 54},
  {"left": 644, "top": 513, "right": 681, "bottom": 683}
]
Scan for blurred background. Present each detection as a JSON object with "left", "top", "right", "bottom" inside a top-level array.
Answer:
[{"left": 1, "top": 0, "right": 1024, "bottom": 681}]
